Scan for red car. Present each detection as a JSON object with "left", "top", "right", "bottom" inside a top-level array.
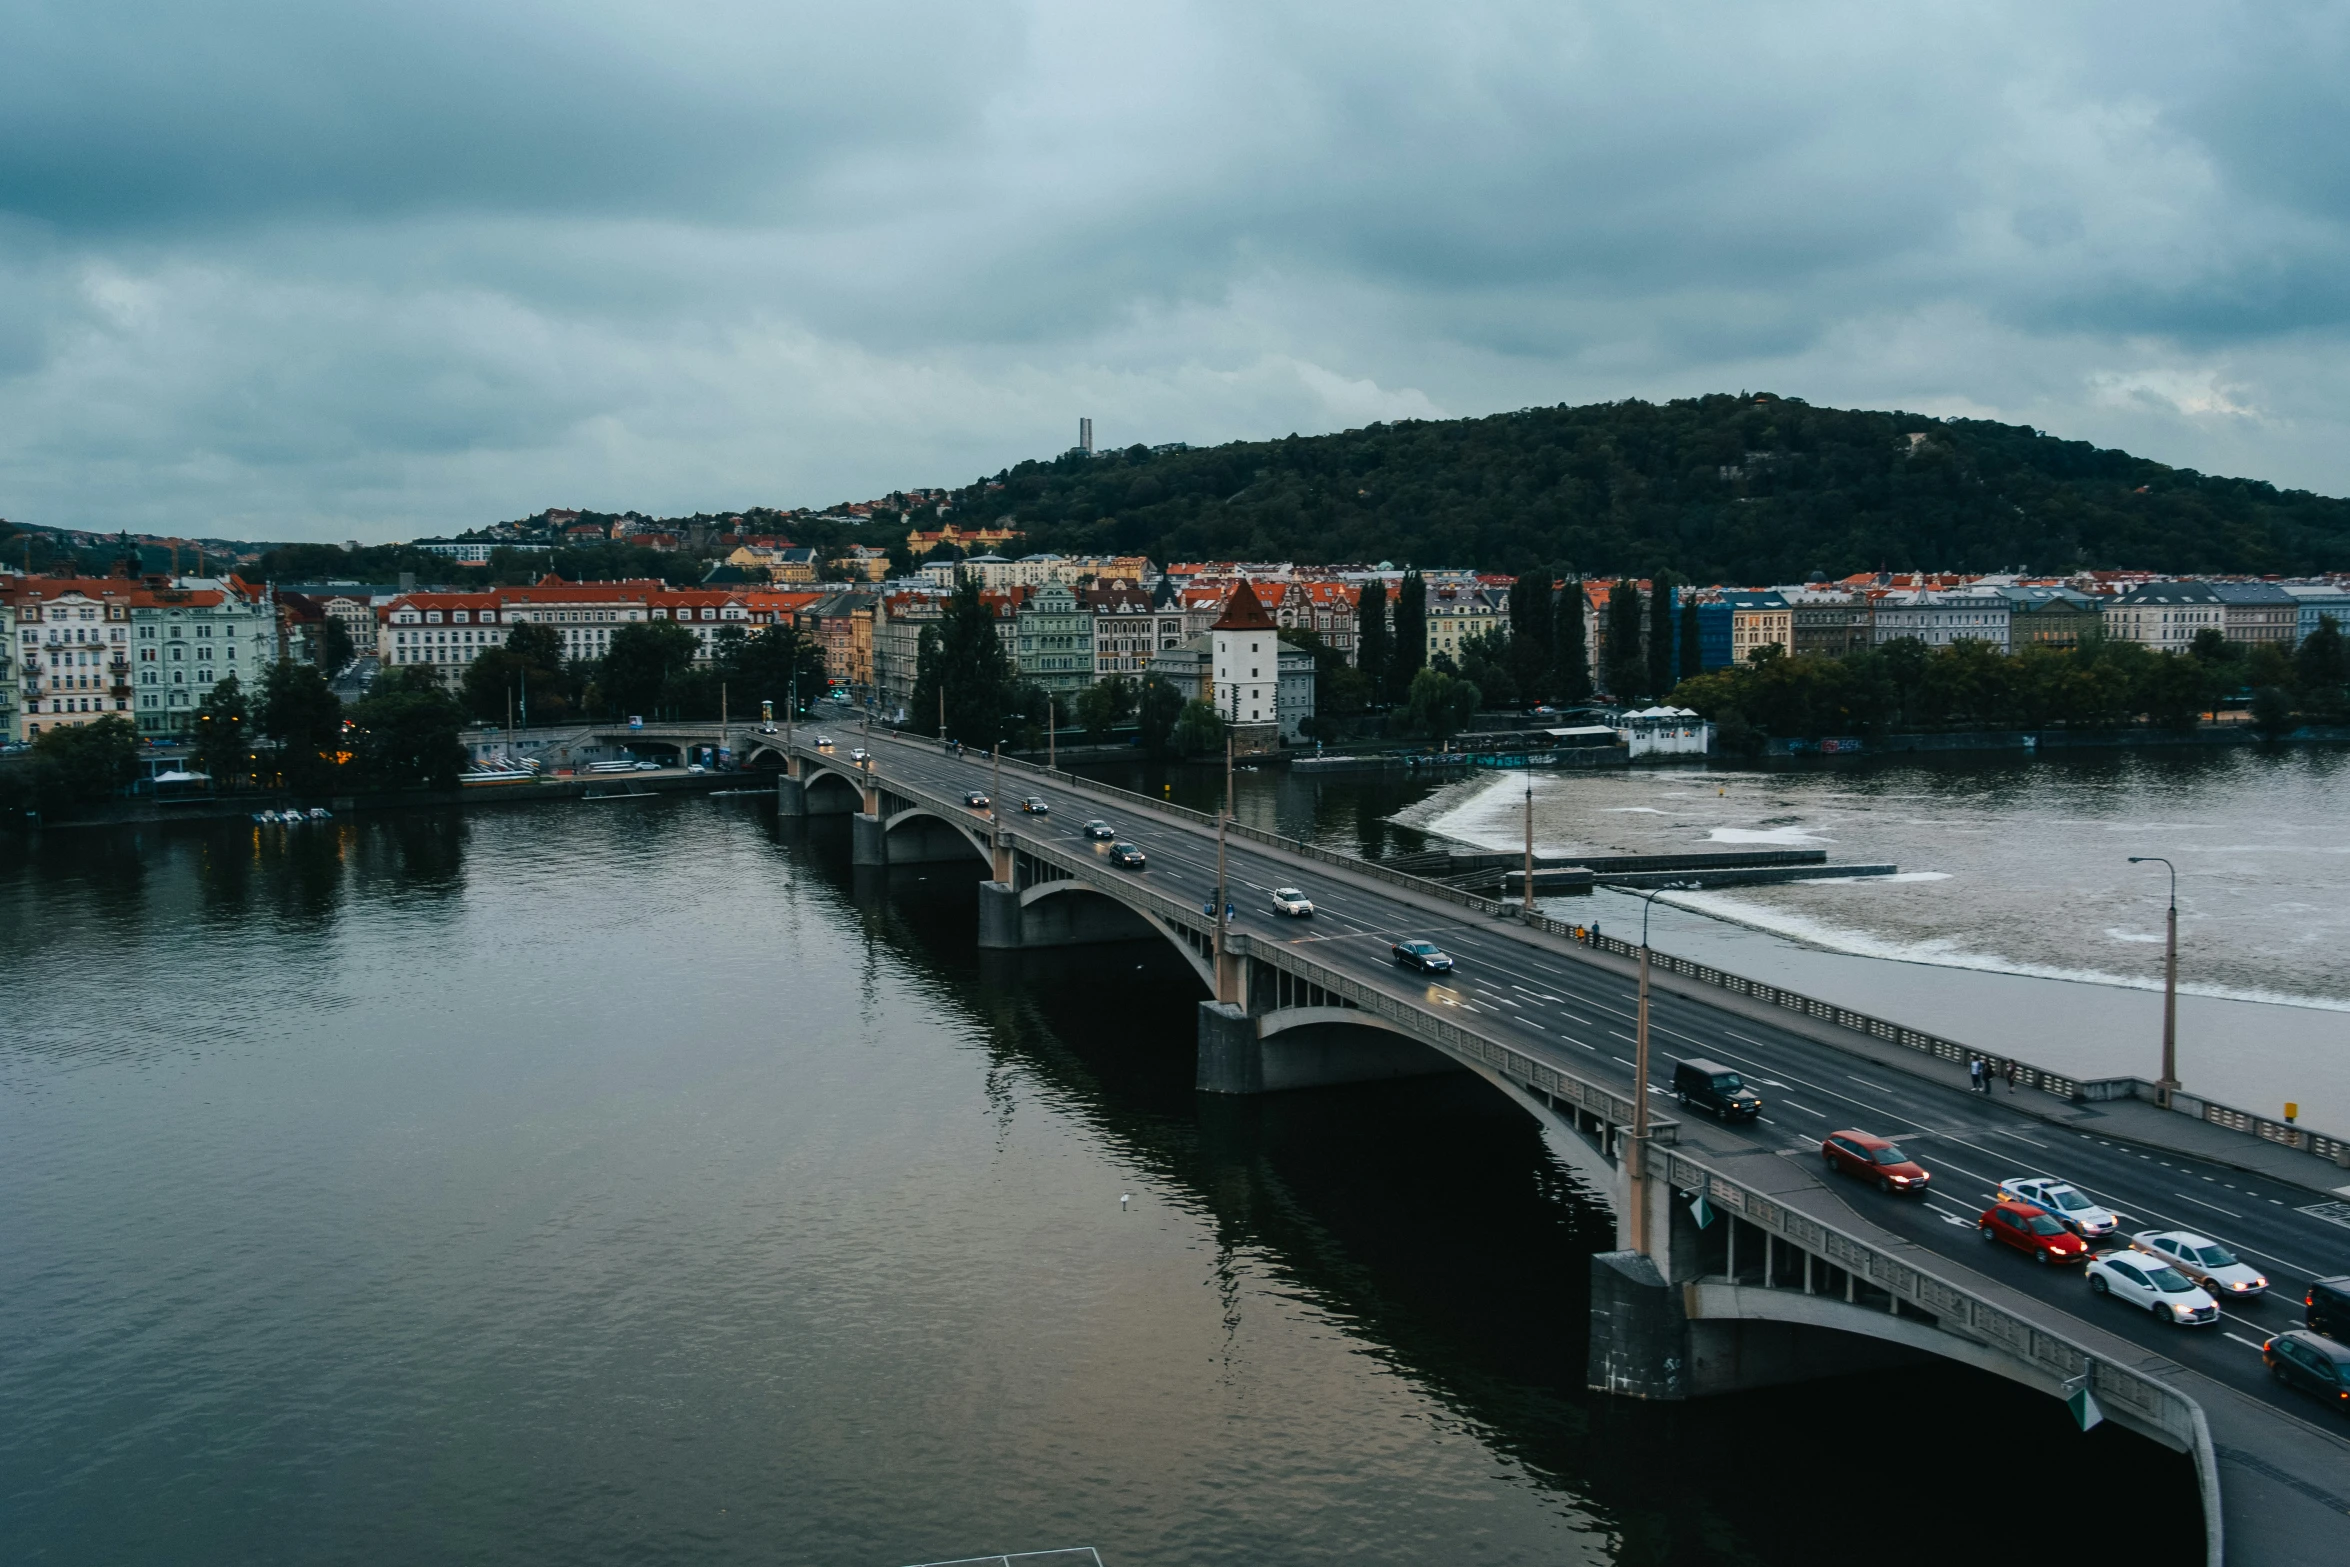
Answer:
[
  {"left": 1820, "top": 1130, "right": 1931, "bottom": 1195},
  {"left": 1978, "top": 1200, "right": 2089, "bottom": 1264}
]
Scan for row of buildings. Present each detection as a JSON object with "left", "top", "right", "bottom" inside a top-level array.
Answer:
[{"left": 10, "top": 556, "right": 2344, "bottom": 746}]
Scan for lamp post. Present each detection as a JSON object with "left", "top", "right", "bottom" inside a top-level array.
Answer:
[
  {"left": 1521, "top": 778, "right": 1536, "bottom": 914},
  {"left": 1627, "top": 887, "right": 1665, "bottom": 1256},
  {"left": 2129, "top": 856, "right": 2180, "bottom": 1107},
  {"left": 1213, "top": 731, "right": 1233, "bottom": 1000}
]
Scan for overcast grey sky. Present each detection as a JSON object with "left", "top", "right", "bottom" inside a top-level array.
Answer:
[{"left": 2, "top": 1, "right": 2346, "bottom": 541}]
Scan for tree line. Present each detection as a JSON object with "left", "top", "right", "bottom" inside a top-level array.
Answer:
[
  {"left": 1670, "top": 618, "right": 2348, "bottom": 748},
  {"left": 937, "top": 394, "right": 2350, "bottom": 583}
]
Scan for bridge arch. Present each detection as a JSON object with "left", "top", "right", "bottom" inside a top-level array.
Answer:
[
  {"left": 1010, "top": 879, "right": 1218, "bottom": 992},
  {"left": 881, "top": 803, "right": 991, "bottom": 864}
]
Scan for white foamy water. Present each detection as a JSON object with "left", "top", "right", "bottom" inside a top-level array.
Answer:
[{"left": 1392, "top": 751, "right": 2350, "bottom": 1123}]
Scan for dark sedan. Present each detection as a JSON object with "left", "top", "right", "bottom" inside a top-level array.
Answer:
[
  {"left": 1392, "top": 939, "right": 1454, "bottom": 974},
  {"left": 963, "top": 791, "right": 990, "bottom": 809},
  {"left": 1107, "top": 842, "right": 1146, "bottom": 869},
  {"left": 1082, "top": 819, "right": 1117, "bottom": 840}
]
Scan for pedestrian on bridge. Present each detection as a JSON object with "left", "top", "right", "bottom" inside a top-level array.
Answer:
[
  {"left": 1969, "top": 1056, "right": 1986, "bottom": 1094},
  {"left": 2003, "top": 1060, "right": 2018, "bottom": 1093}
]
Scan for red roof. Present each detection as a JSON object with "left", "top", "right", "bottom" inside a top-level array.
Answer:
[{"left": 1211, "top": 579, "right": 1277, "bottom": 632}]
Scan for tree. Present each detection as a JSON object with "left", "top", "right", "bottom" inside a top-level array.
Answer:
[
  {"left": 1646, "top": 573, "right": 1676, "bottom": 697},
  {"left": 1555, "top": 578, "right": 1591, "bottom": 703},
  {"left": 2137, "top": 652, "right": 2211, "bottom": 734},
  {"left": 719, "top": 623, "right": 828, "bottom": 721},
  {"left": 915, "top": 578, "right": 1021, "bottom": 745},
  {"left": 317, "top": 615, "right": 355, "bottom": 676},
  {"left": 261, "top": 661, "right": 347, "bottom": 793},
  {"left": 1171, "top": 698, "right": 1225, "bottom": 757},
  {"left": 1389, "top": 570, "right": 1426, "bottom": 697},
  {"left": 1506, "top": 573, "right": 1553, "bottom": 700},
  {"left": 462, "top": 621, "right": 571, "bottom": 726},
  {"left": 1604, "top": 579, "right": 1646, "bottom": 700},
  {"left": 1356, "top": 578, "right": 1390, "bottom": 706},
  {"left": 1677, "top": 592, "right": 1704, "bottom": 690},
  {"left": 597, "top": 621, "right": 701, "bottom": 720},
  {"left": 1075, "top": 673, "right": 1137, "bottom": 741},
  {"left": 1135, "top": 675, "right": 1187, "bottom": 758},
  {"left": 2294, "top": 614, "right": 2346, "bottom": 721},
  {"left": 194, "top": 675, "right": 255, "bottom": 786},
  {"left": 2250, "top": 684, "right": 2297, "bottom": 739},
  {"left": 1458, "top": 627, "right": 1517, "bottom": 709},
  {"left": 2188, "top": 626, "right": 2230, "bottom": 664},
  {"left": 351, "top": 666, "right": 468, "bottom": 789},
  {"left": 26, "top": 715, "right": 140, "bottom": 806},
  {"left": 1401, "top": 666, "right": 1482, "bottom": 742}
]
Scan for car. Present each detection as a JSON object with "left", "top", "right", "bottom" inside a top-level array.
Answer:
[
  {"left": 1820, "top": 1130, "right": 1931, "bottom": 1194},
  {"left": 1978, "top": 1200, "right": 2090, "bottom": 1264},
  {"left": 1672, "top": 1058, "right": 1762, "bottom": 1121},
  {"left": 2086, "top": 1250, "right": 2218, "bottom": 1324},
  {"left": 1082, "top": 819, "right": 1116, "bottom": 840},
  {"left": 686, "top": 763, "right": 706, "bottom": 774},
  {"left": 2132, "top": 1230, "right": 2268, "bottom": 1297},
  {"left": 963, "top": 791, "right": 990, "bottom": 809},
  {"left": 635, "top": 761, "right": 661, "bottom": 771},
  {"left": 758, "top": 723, "right": 778, "bottom": 734},
  {"left": 1020, "top": 797, "right": 1049, "bottom": 814},
  {"left": 815, "top": 736, "right": 835, "bottom": 749},
  {"left": 1392, "top": 939, "right": 1454, "bottom": 974},
  {"left": 2264, "top": 1330, "right": 2350, "bottom": 1409},
  {"left": 849, "top": 746, "right": 870, "bottom": 762},
  {"left": 2308, "top": 1276, "right": 2350, "bottom": 1341},
  {"left": 1997, "top": 1177, "right": 2119, "bottom": 1238},
  {"left": 1269, "top": 887, "right": 1315, "bottom": 917},
  {"left": 1108, "top": 842, "right": 1146, "bottom": 869}
]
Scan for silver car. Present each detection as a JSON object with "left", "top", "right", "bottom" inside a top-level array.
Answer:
[
  {"left": 1997, "top": 1177, "right": 2119, "bottom": 1238},
  {"left": 2133, "top": 1230, "right": 2268, "bottom": 1297},
  {"left": 1269, "top": 887, "right": 1314, "bottom": 917}
]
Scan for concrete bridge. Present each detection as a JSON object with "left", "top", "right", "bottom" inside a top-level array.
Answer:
[{"left": 757, "top": 727, "right": 2350, "bottom": 1566}]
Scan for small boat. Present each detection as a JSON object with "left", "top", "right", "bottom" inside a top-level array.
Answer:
[{"left": 307, "top": 807, "right": 333, "bottom": 821}]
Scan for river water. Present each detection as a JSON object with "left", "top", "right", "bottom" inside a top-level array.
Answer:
[{"left": 0, "top": 800, "right": 2195, "bottom": 1567}]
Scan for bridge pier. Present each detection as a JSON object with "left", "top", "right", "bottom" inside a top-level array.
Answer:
[
  {"left": 977, "top": 881, "right": 1022, "bottom": 949},
  {"left": 777, "top": 775, "right": 806, "bottom": 816},
  {"left": 852, "top": 812, "right": 887, "bottom": 866}
]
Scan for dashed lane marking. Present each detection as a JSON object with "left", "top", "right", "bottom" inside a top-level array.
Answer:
[{"left": 2171, "top": 1191, "right": 2243, "bottom": 1219}]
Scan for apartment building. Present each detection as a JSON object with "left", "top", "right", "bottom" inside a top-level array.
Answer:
[
  {"left": 2106, "top": 581, "right": 2225, "bottom": 653},
  {"left": 1083, "top": 579, "right": 1157, "bottom": 678},
  {"left": 1870, "top": 589, "right": 2010, "bottom": 652},
  {"left": 1996, "top": 586, "right": 2102, "bottom": 649},
  {"left": 2209, "top": 582, "right": 2300, "bottom": 649},
  {"left": 1016, "top": 582, "right": 1095, "bottom": 697},
  {"left": 1778, "top": 588, "right": 1873, "bottom": 657},
  {"left": 1426, "top": 583, "right": 1508, "bottom": 662}
]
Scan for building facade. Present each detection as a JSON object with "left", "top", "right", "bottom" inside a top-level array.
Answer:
[
  {"left": 2106, "top": 581, "right": 2224, "bottom": 653},
  {"left": 1015, "top": 583, "right": 1095, "bottom": 696},
  {"left": 1208, "top": 581, "right": 1283, "bottom": 753},
  {"left": 2209, "top": 582, "right": 2300, "bottom": 649},
  {"left": 1997, "top": 586, "right": 2102, "bottom": 649},
  {"left": 1083, "top": 579, "right": 1158, "bottom": 678},
  {"left": 2281, "top": 583, "right": 2350, "bottom": 645},
  {"left": 1426, "top": 583, "right": 1508, "bottom": 663},
  {"left": 1870, "top": 590, "right": 2010, "bottom": 651},
  {"left": 1780, "top": 588, "right": 1872, "bottom": 657},
  {"left": 873, "top": 590, "right": 944, "bottom": 719},
  {"left": 1723, "top": 591, "right": 1792, "bottom": 663}
]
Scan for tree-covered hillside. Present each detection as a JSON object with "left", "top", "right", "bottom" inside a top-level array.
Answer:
[{"left": 951, "top": 394, "right": 2350, "bottom": 581}]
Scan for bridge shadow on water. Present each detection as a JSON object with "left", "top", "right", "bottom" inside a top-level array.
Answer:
[{"left": 778, "top": 809, "right": 2201, "bottom": 1567}]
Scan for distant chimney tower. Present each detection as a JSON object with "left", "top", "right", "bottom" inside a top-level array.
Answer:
[{"left": 1079, "top": 416, "right": 1093, "bottom": 455}]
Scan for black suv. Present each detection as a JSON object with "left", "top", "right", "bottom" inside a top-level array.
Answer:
[
  {"left": 2265, "top": 1330, "right": 2350, "bottom": 1409},
  {"left": 1673, "top": 1058, "right": 1763, "bottom": 1120},
  {"left": 2308, "top": 1276, "right": 2350, "bottom": 1341}
]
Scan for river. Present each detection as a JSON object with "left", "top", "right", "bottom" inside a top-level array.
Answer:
[{"left": 0, "top": 799, "right": 2198, "bottom": 1566}]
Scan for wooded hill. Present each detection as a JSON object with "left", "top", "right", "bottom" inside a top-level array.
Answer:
[{"left": 949, "top": 394, "right": 2350, "bottom": 582}]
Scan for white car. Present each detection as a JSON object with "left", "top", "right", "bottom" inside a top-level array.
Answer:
[
  {"left": 1269, "top": 887, "right": 1314, "bottom": 917},
  {"left": 1998, "top": 1177, "right": 2119, "bottom": 1238},
  {"left": 2086, "top": 1250, "right": 2218, "bottom": 1326},
  {"left": 2132, "top": 1230, "right": 2268, "bottom": 1297},
  {"left": 849, "top": 747, "right": 870, "bottom": 763}
]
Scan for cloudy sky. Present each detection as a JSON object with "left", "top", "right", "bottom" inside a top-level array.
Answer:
[{"left": 2, "top": 1, "right": 2346, "bottom": 541}]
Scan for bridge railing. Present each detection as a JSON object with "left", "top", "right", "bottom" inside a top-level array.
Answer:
[{"left": 1650, "top": 1138, "right": 2214, "bottom": 1486}]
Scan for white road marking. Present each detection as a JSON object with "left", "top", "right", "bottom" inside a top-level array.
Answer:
[
  {"left": 2223, "top": 1332, "right": 2268, "bottom": 1353},
  {"left": 1847, "top": 1075, "right": 1895, "bottom": 1093},
  {"left": 2171, "top": 1192, "right": 2243, "bottom": 1219}
]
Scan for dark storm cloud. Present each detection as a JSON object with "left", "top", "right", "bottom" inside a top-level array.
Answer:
[{"left": 1, "top": 0, "right": 2347, "bottom": 538}]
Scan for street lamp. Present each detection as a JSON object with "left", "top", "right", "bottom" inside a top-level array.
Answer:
[
  {"left": 2129, "top": 856, "right": 2180, "bottom": 1107},
  {"left": 1626, "top": 886, "right": 1666, "bottom": 1256},
  {"left": 1521, "top": 778, "right": 1536, "bottom": 914}
]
